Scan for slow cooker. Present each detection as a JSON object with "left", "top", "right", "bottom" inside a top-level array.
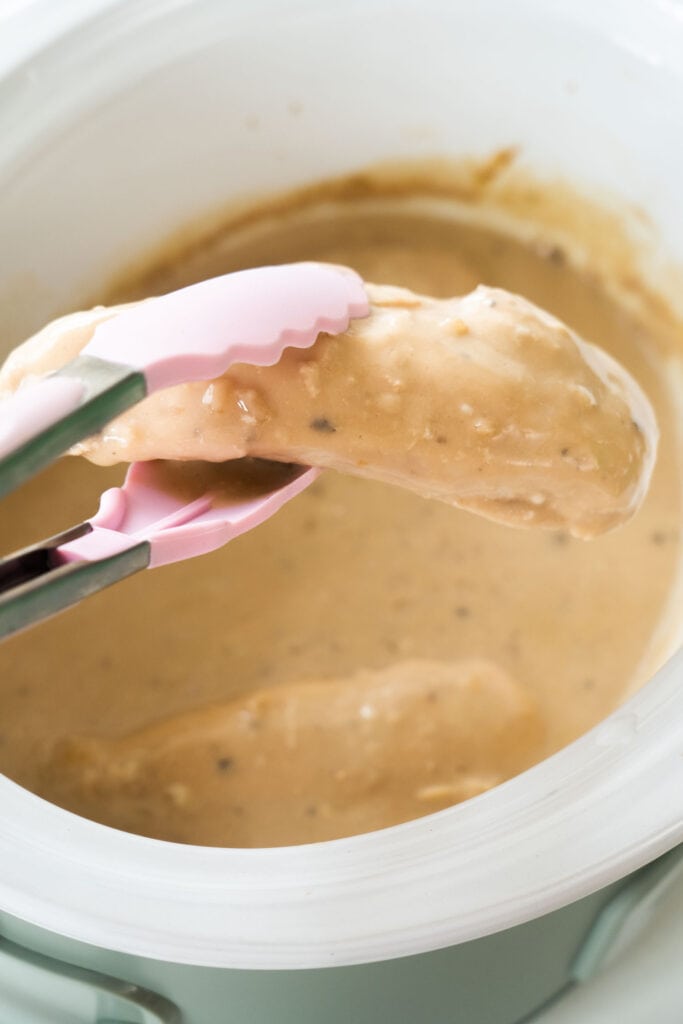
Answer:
[{"left": 1, "top": 1, "right": 683, "bottom": 1021}]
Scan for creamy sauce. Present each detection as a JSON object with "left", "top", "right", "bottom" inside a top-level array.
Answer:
[{"left": 0, "top": 200, "right": 680, "bottom": 846}]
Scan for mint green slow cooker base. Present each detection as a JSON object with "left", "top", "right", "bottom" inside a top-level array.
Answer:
[
  {"left": 3, "top": 815, "right": 683, "bottom": 1024},
  {"left": 0, "top": 885, "right": 618, "bottom": 1024}
]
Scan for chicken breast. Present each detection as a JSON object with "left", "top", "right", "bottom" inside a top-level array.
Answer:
[
  {"left": 40, "top": 658, "right": 543, "bottom": 846},
  {"left": 0, "top": 273, "right": 658, "bottom": 537}
]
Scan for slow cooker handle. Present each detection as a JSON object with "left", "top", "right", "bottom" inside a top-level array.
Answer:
[
  {"left": 515, "top": 843, "right": 683, "bottom": 1022},
  {"left": 0, "top": 931, "right": 180, "bottom": 1024}
]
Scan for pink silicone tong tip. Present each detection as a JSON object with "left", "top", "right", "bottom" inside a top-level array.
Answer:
[
  {"left": 84, "top": 262, "right": 370, "bottom": 392},
  {"left": 59, "top": 261, "right": 367, "bottom": 568},
  {"left": 59, "top": 463, "right": 320, "bottom": 568}
]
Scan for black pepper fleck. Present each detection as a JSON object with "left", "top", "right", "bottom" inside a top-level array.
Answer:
[
  {"left": 651, "top": 530, "right": 668, "bottom": 546},
  {"left": 546, "top": 245, "right": 566, "bottom": 266},
  {"left": 455, "top": 606, "right": 471, "bottom": 618},
  {"left": 435, "top": 435, "right": 448, "bottom": 445},
  {"left": 560, "top": 447, "right": 570, "bottom": 457},
  {"left": 310, "top": 417, "right": 336, "bottom": 433},
  {"left": 216, "top": 757, "right": 235, "bottom": 773},
  {"left": 305, "top": 805, "right": 318, "bottom": 817}
]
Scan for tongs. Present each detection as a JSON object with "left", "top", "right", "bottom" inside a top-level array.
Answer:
[{"left": 0, "top": 263, "right": 368, "bottom": 640}]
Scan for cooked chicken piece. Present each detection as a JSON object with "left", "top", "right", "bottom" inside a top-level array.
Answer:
[
  {"left": 0, "top": 274, "right": 658, "bottom": 537},
  {"left": 41, "top": 658, "right": 543, "bottom": 846}
]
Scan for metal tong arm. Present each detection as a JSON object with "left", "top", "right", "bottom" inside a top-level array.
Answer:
[
  {"left": 0, "top": 357, "right": 145, "bottom": 501},
  {"left": 0, "top": 524, "right": 150, "bottom": 641}
]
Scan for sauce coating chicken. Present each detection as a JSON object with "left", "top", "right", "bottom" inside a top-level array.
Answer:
[
  {"left": 0, "top": 275, "right": 658, "bottom": 538},
  {"left": 41, "top": 658, "right": 542, "bottom": 846}
]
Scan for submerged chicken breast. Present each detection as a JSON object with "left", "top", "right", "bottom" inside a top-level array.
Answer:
[
  {"left": 0, "top": 274, "right": 658, "bottom": 537},
  {"left": 40, "top": 658, "right": 543, "bottom": 846}
]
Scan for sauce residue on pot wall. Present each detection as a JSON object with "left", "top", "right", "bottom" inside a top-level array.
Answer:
[{"left": 0, "top": 159, "right": 681, "bottom": 846}]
